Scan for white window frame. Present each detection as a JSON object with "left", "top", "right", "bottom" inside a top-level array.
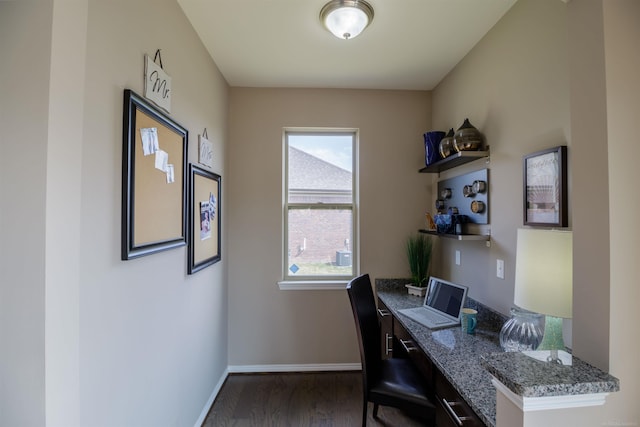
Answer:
[{"left": 278, "top": 128, "right": 359, "bottom": 290}]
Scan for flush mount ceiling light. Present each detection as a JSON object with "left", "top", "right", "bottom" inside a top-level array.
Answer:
[{"left": 320, "top": 0, "right": 374, "bottom": 40}]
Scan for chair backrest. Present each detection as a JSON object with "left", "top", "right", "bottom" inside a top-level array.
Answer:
[{"left": 347, "top": 274, "right": 381, "bottom": 392}]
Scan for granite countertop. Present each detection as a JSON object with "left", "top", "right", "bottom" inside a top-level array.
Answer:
[
  {"left": 481, "top": 351, "right": 620, "bottom": 398},
  {"left": 376, "top": 279, "right": 504, "bottom": 427},
  {"left": 376, "top": 279, "right": 621, "bottom": 427}
]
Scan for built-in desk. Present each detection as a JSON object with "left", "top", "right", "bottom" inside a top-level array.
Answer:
[
  {"left": 376, "top": 280, "right": 506, "bottom": 427},
  {"left": 376, "top": 279, "right": 621, "bottom": 427}
]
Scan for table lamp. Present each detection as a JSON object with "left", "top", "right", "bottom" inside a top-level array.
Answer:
[{"left": 514, "top": 228, "right": 572, "bottom": 364}]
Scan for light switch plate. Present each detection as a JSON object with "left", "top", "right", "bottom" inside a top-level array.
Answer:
[
  {"left": 497, "top": 259, "right": 505, "bottom": 279},
  {"left": 455, "top": 250, "right": 461, "bottom": 266}
]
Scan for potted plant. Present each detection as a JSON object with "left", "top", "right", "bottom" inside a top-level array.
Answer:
[{"left": 405, "top": 233, "right": 433, "bottom": 297}]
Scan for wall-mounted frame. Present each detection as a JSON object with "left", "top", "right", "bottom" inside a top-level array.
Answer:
[
  {"left": 188, "top": 164, "right": 221, "bottom": 274},
  {"left": 122, "top": 89, "right": 188, "bottom": 260},
  {"left": 523, "top": 145, "right": 567, "bottom": 227}
]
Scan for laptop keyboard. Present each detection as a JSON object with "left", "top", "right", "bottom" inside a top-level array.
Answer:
[{"left": 406, "top": 308, "right": 450, "bottom": 325}]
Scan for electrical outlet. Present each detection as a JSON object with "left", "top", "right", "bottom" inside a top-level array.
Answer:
[
  {"left": 455, "top": 250, "right": 461, "bottom": 266},
  {"left": 497, "top": 259, "right": 505, "bottom": 279}
]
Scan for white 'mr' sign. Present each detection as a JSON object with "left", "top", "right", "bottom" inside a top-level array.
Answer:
[{"left": 144, "top": 54, "right": 171, "bottom": 113}]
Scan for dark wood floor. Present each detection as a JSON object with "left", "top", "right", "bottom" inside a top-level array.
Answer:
[{"left": 202, "top": 371, "right": 428, "bottom": 427}]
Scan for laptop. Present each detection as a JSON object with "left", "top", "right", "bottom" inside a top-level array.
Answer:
[{"left": 398, "top": 277, "right": 468, "bottom": 330}]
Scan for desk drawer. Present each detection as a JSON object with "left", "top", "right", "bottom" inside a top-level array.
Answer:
[
  {"left": 393, "top": 320, "right": 433, "bottom": 386},
  {"left": 377, "top": 300, "right": 394, "bottom": 360},
  {"left": 435, "top": 369, "right": 484, "bottom": 427}
]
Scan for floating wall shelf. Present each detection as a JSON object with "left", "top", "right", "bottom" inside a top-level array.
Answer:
[
  {"left": 419, "top": 229, "right": 490, "bottom": 242},
  {"left": 419, "top": 150, "right": 490, "bottom": 174}
]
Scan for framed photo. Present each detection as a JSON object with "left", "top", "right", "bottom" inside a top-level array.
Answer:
[
  {"left": 122, "top": 89, "right": 188, "bottom": 260},
  {"left": 523, "top": 145, "right": 568, "bottom": 227},
  {"left": 188, "top": 164, "right": 221, "bottom": 274}
]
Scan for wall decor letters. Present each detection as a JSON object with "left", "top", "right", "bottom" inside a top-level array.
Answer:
[{"left": 144, "top": 50, "right": 172, "bottom": 113}]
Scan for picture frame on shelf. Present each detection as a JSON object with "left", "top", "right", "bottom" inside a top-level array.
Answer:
[
  {"left": 188, "top": 164, "right": 221, "bottom": 274},
  {"left": 121, "top": 89, "right": 188, "bottom": 260},
  {"left": 523, "top": 145, "right": 567, "bottom": 227}
]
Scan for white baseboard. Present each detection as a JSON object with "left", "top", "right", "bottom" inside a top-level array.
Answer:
[
  {"left": 227, "top": 363, "right": 361, "bottom": 373},
  {"left": 194, "top": 367, "right": 229, "bottom": 427},
  {"left": 194, "top": 363, "right": 361, "bottom": 426}
]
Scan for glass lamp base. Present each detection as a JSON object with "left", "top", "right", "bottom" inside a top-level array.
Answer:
[{"left": 499, "top": 306, "right": 544, "bottom": 352}]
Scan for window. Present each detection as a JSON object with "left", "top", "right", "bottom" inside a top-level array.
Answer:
[{"left": 280, "top": 130, "right": 358, "bottom": 289}]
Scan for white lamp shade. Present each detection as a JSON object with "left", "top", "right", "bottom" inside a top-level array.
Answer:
[{"left": 514, "top": 228, "right": 573, "bottom": 319}]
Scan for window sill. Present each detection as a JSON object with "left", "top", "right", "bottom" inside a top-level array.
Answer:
[{"left": 277, "top": 280, "right": 349, "bottom": 290}]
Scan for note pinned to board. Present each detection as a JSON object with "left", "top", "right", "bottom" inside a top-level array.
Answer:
[
  {"left": 140, "top": 127, "right": 159, "bottom": 156},
  {"left": 166, "top": 164, "right": 175, "bottom": 183},
  {"left": 155, "top": 149, "right": 168, "bottom": 172}
]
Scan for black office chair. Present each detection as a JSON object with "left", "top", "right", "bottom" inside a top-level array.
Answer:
[{"left": 347, "top": 274, "right": 435, "bottom": 427}]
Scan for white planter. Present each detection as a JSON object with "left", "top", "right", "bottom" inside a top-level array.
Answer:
[{"left": 405, "top": 284, "right": 427, "bottom": 297}]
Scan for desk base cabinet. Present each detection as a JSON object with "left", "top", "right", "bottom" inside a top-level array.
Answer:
[
  {"left": 393, "top": 316, "right": 434, "bottom": 392},
  {"left": 381, "top": 298, "right": 486, "bottom": 427},
  {"left": 435, "top": 369, "right": 484, "bottom": 427}
]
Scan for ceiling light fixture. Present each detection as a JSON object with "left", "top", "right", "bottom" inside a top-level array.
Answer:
[{"left": 320, "top": 0, "right": 374, "bottom": 40}]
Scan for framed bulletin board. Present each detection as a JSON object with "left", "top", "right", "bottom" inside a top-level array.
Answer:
[
  {"left": 188, "top": 164, "right": 221, "bottom": 274},
  {"left": 523, "top": 145, "right": 568, "bottom": 227},
  {"left": 122, "top": 89, "right": 188, "bottom": 260}
]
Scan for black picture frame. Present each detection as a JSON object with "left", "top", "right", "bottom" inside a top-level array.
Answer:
[
  {"left": 188, "top": 164, "right": 221, "bottom": 274},
  {"left": 122, "top": 89, "right": 188, "bottom": 260},
  {"left": 523, "top": 145, "right": 568, "bottom": 227}
]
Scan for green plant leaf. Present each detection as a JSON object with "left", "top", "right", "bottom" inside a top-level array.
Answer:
[{"left": 406, "top": 234, "right": 433, "bottom": 287}]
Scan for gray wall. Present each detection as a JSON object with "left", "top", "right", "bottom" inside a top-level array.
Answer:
[
  {"left": 595, "top": 0, "right": 639, "bottom": 423},
  {"left": 434, "top": 0, "right": 639, "bottom": 424},
  {"left": 0, "top": 0, "right": 230, "bottom": 425},
  {"left": 0, "top": 2, "right": 53, "bottom": 425},
  {"left": 227, "top": 88, "right": 432, "bottom": 367},
  {"left": 432, "top": 0, "right": 570, "bottom": 317}
]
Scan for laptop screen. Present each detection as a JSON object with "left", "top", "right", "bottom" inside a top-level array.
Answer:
[{"left": 425, "top": 277, "right": 467, "bottom": 319}]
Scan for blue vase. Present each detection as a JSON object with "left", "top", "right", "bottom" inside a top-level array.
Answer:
[{"left": 424, "top": 131, "right": 445, "bottom": 166}]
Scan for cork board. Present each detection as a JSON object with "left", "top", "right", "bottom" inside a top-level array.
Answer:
[
  {"left": 122, "top": 89, "right": 188, "bottom": 260},
  {"left": 188, "top": 164, "right": 221, "bottom": 274}
]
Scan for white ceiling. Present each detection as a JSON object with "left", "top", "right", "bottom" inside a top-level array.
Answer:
[{"left": 177, "top": 0, "right": 517, "bottom": 91}]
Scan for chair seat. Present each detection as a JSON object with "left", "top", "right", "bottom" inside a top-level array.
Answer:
[{"left": 369, "top": 358, "right": 435, "bottom": 410}]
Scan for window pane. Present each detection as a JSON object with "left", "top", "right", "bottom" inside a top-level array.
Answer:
[
  {"left": 288, "top": 134, "right": 352, "bottom": 204},
  {"left": 287, "top": 208, "right": 353, "bottom": 277}
]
